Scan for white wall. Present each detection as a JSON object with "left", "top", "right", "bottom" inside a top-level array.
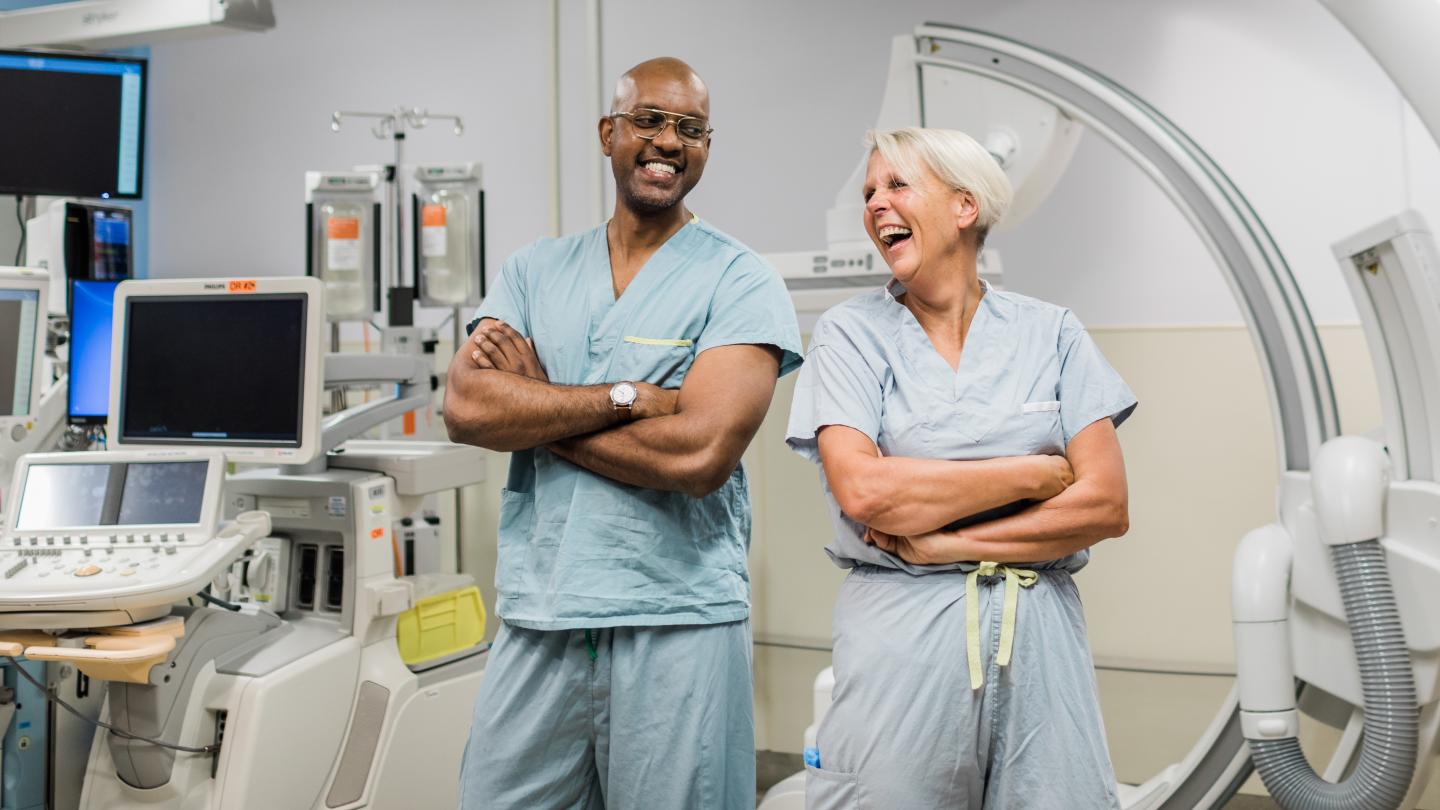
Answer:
[
  {"left": 145, "top": 0, "right": 552, "bottom": 279},
  {"left": 607, "top": 0, "right": 1437, "bottom": 327},
  {"left": 145, "top": 0, "right": 1440, "bottom": 326}
]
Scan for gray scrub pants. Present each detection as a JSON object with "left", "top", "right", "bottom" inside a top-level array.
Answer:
[
  {"left": 806, "top": 565, "right": 1119, "bottom": 810},
  {"left": 458, "top": 619, "right": 755, "bottom": 810}
]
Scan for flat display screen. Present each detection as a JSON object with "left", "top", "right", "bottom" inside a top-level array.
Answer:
[
  {"left": 120, "top": 295, "right": 307, "bottom": 447},
  {"left": 14, "top": 463, "right": 109, "bottom": 530},
  {"left": 0, "top": 287, "right": 41, "bottom": 418},
  {"left": 14, "top": 460, "right": 207, "bottom": 530},
  {"left": 68, "top": 279, "right": 119, "bottom": 423},
  {"left": 0, "top": 50, "right": 146, "bottom": 199},
  {"left": 81, "top": 206, "right": 132, "bottom": 280},
  {"left": 117, "top": 461, "right": 207, "bottom": 525}
]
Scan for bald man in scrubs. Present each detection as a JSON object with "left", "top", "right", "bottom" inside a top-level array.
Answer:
[{"left": 445, "top": 57, "right": 801, "bottom": 810}]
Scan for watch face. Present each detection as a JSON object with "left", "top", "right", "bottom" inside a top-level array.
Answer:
[{"left": 612, "top": 382, "right": 638, "bottom": 407}]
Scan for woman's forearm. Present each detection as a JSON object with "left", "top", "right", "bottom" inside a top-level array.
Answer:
[
  {"left": 964, "top": 478, "right": 1127, "bottom": 547},
  {"left": 837, "top": 453, "right": 1056, "bottom": 536},
  {"left": 877, "top": 478, "right": 1126, "bottom": 567},
  {"left": 923, "top": 532, "right": 1094, "bottom": 564}
]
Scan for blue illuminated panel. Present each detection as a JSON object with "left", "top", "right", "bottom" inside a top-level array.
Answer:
[{"left": 68, "top": 280, "right": 119, "bottom": 423}]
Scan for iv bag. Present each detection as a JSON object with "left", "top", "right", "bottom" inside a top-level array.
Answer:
[
  {"left": 318, "top": 198, "right": 371, "bottom": 318},
  {"left": 418, "top": 189, "right": 473, "bottom": 305},
  {"left": 305, "top": 171, "right": 383, "bottom": 322},
  {"left": 412, "top": 163, "right": 484, "bottom": 309}
]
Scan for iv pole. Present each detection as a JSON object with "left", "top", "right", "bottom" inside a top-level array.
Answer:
[
  {"left": 328, "top": 107, "right": 466, "bottom": 415},
  {"left": 329, "top": 107, "right": 465, "bottom": 328}
]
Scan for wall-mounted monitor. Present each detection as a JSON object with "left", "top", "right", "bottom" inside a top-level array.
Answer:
[{"left": 0, "top": 49, "right": 146, "bottom": 199}]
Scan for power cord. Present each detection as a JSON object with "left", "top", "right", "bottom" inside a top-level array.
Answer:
[
  {"left": 2, "top": 656, "right": 220, "bottom": 755},
  {"left": 13, "top": 196, "right": 24, "bottom": 265},
  {"left": 195, "top": 589, "right": 241, "bottom": 612}
]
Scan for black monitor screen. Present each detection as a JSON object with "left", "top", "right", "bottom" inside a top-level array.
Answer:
[
  {"left": 0, "top": 50, "right": 145, "bottom": 199},
  {"left": 120, "top": 295, "right": 307, "bottom": 447}
]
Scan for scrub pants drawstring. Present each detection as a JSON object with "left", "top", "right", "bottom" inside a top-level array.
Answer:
[{"left": 966, "top": 562, "right": 1039, "bottom": 690}]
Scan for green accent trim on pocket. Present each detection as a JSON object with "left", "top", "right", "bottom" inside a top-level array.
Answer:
[{"left": 622, "top": 336, "right": 693, "bottom": 347}]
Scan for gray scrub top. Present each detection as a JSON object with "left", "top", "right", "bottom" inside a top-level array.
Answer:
[
  {"left": 785, "top": 278, "right": 1137, "bottom": 575},
  {"left": 473, "top": 219, "right": 803, "bottom": 629}
]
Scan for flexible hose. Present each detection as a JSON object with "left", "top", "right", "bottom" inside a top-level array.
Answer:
[{"left": 1250, "top": 540, "right": 1419, "bottom": 810}]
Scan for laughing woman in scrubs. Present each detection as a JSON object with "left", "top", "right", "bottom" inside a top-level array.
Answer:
[{"left": 786, "top": 127, "right": 1137, "bottom": 809}]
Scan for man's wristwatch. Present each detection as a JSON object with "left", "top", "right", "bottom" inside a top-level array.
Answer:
[{"left": 609, "top": 381, "right": 639, "bottom": 419}]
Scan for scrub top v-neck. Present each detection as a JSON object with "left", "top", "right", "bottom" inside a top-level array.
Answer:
[
  {"left": 786, "top": 278, "right": 1137, "bottom": 575},
  {"left": 471, "top": 218, "right": 802, "bottom": 629}
]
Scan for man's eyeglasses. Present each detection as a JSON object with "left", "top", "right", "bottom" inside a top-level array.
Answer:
[{"left": 609, "top": 108, "right": 713, "bottom": 148}]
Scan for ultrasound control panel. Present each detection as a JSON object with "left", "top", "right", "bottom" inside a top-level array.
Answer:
[{"left": 1, "top": 451, "right": 269, "bottom": 617}]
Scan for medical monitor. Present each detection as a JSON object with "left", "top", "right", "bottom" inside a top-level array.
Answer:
[
  {"left": 68, "top": 279, "right": 120, "bottom": 424},
  {"left": 65, "top": 202, "right": 133, "bottom": 284},
  {"left": 0, "top": 268, "right": 47, "bottom": 424},
  {"left": 0, "top": 50, "right": 146, "bottom": 199},
  {"left": 108, "top": 277, "right": 324, "bottom": 465}
]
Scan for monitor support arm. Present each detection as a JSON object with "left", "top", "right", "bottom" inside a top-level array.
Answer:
[{"left": 284, "top": 354, "right": 430, "bottom": 475}]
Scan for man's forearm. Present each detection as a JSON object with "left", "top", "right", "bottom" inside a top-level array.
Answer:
[
  {"left": 549, "top": 413, "right": 736, "bottom": 498},
  {"left": 443, "top": 365, "right": 619, "bottom": 452}
]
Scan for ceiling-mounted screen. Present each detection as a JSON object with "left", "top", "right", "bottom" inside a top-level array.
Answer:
[{"left": 0, "top": 49, "right": 146, "bottom": 199}]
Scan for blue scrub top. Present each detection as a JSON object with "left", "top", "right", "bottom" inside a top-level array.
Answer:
[
  {"left": 785, "top": 279, "right": 1136, "bottom": 575},
  {"left": 472, "top": 219, "right": 802, "bottom": 629}
]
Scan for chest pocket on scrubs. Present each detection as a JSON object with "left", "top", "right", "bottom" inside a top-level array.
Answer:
[
  {"left": 1011, "top": 399, "right": 1064, "bottom": 455},
  {"left": 612, "top": 336, "right": 696, "bottom": 387}
]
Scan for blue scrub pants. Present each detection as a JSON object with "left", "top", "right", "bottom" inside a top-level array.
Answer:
[
  {"left": 458, "top": 619, "right": 754, "bottom": 810},
  {"left": 806, "top": 565, "right": 1119, "bottom": 809}
]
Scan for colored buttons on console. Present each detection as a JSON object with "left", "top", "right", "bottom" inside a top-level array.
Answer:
[{"left": 74, "top": 564, "right": 102, "bottom": 577}]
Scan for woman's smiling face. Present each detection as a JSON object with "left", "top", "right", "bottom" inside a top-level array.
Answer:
[{"left": 862, "top": 150, "right": 979, "bottom": 287}]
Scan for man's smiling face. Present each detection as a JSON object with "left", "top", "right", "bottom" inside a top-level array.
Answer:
[{"left": 601, "top": 66, "right": 711, "bottom": 215}]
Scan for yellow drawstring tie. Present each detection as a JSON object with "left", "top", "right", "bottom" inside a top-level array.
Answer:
[{"left": 966, "top": 562, "right": 1039, "bottom": 690}]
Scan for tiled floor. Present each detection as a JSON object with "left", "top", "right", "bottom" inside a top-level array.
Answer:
[{"left": 755, "top": 751, "right": 1281, "bottom": 808}]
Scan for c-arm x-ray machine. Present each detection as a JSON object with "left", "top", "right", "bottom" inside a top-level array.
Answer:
[{"left": 763, "top": 17, "right": 1440, "bottom": 810}]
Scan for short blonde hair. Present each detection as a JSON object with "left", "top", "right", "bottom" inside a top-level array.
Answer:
[{"left": 865, "top": 127, "right": 1013, "bottom": 246}]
